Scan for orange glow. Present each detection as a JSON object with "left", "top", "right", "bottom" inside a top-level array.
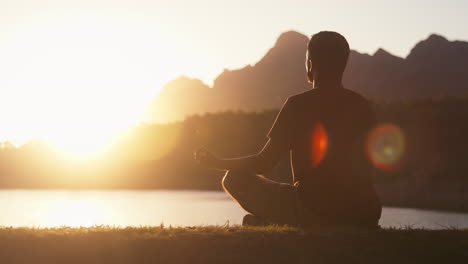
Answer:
[
  {"left": 366, "top": 124, "right": 406, "bottom": 171},
  {"left": 312, "top": 122, "right": 328, "bottom": 167}
]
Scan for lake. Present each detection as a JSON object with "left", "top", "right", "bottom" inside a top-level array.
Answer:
[{"left": 1, "top": 190, "right": 467, "bottom": 229}]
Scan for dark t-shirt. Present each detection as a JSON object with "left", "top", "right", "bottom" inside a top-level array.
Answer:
[{"left": 268, "top": 87, "right": 382, "bottom": 225}]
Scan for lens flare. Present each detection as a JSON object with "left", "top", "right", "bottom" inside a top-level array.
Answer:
[
  {"left": 366, "top": 124, "right": 406, "bottom": 171},
  {"left": 312, "top": 122, "right": 328, "bottom": 167}
]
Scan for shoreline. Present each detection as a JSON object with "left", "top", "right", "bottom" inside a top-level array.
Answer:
[{"left": 2, "top": 188, "right": 468, "bottom": 214}]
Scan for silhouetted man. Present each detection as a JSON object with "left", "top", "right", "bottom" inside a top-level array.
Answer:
[{"left": 195, "top": 31, "right": 382, "bottom": 227}]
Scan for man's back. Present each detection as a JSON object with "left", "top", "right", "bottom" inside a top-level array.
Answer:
[{"left": 268, "top": 86, "right": 382, "bottom": 226}]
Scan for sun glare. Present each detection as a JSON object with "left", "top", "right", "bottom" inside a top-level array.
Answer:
[
  {"left": 46, "top": 132, "right": 114, "bottom": 160},
  {"left": 366, "top": 124, "right": 406, "bottom": 171},
  {"left": 311, "top": 122, "right": 328, "bottom": 167},
  {"left": 42, "top": 197, "right": 104, "bottom": 227},
  {"left": 0, "top": 16, "right": 179, "bottom": 157}
]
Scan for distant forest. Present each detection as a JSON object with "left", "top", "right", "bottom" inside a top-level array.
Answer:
[{"left": 1, "top": 97, "right": 468, "bottom": 211}]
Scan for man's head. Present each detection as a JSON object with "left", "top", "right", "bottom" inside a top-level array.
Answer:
[{"left": 306, "top": 31, "right": 350, "bottom": 85}]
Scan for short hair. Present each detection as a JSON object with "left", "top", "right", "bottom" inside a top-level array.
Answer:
[{"left": 307, "top": 31, "right": 350, "bottom": 77}]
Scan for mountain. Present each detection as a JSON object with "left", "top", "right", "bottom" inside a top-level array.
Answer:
[
  {"left": 212, "top": 31, "right": 310, "bottom": 111},
  {"left": 399, "top": 34, "right": 468, "bottom": 98},
  {"left": 344, "top": 48, "right": 405, "bottom": 98},
  {"left": 144, "top": 76, "right": 215, "bottom": 122},
  {"left": 144, "top": 32, "right": 468, "bottom": 123},
  {"left": 345, "top": 34, "right": 468, "bottom": 99}
]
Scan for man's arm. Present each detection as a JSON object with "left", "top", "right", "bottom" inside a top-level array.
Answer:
[{"left": 194, "top": 138, "right": 289, "bottom": 174}]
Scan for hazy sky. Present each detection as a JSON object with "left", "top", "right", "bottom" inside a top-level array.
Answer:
[{"left": 0, "top": 0, "right": 466, "bottom": 153}]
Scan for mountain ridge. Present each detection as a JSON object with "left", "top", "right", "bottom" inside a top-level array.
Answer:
[{"left": 144, "top": 32, "right": 468, "bottom": 123}]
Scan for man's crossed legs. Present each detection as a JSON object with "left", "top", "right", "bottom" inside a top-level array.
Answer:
[{"left": 222, "top": 170, "right": 316, "bottom": 226}]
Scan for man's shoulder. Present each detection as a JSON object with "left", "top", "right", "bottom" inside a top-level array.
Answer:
[
  {"left": 284, "top": 87, "right": 372, "bottom": 108},
  {"left": 343, "top": 88, "right": 369, "bottom": 101},
  {"left": 341, "top": 88, "right": 376, "bottom": 119},
  {"left": 286, "top": 89, "right": 318, "bottom": 103},
  {"left": 338, "top": 87, "right": 372, "bottom": 108}
]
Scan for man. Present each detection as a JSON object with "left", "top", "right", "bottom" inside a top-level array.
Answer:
[{"left": 195, "top": 31, "right": 382, "bottom": 227}]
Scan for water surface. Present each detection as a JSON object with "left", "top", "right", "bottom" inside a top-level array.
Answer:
[{"left": 1, "top": 190, "right": 467, "bottom": 229}]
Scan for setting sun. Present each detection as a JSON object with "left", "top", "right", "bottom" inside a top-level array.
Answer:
[{"left": 0, "top": 15, "right": 176, "bottom": 156}]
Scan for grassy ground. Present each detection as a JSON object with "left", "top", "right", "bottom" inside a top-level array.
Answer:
[{"left": 0, "top": 225, "right": 467, "bottom": 264}]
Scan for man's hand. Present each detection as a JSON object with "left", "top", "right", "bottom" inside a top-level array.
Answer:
[
  {"left": 194, "top": 148, "right": 221, "bottom": 168},
  {"left": 194, "top": 139, "right": 286, "bottom": 172}
]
